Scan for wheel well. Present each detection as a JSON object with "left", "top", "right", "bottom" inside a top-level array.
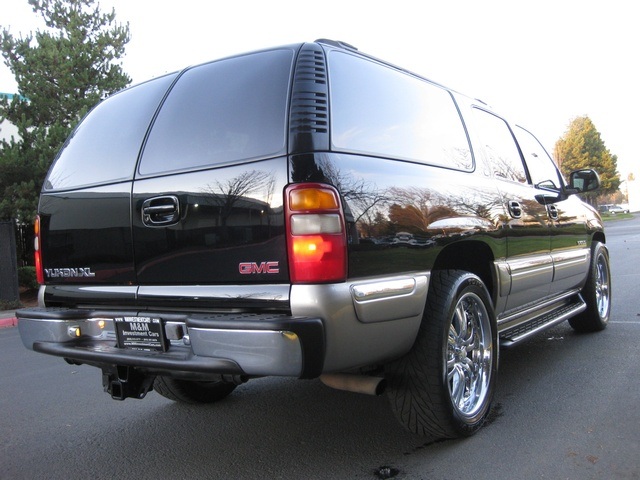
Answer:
[
  {"left": 432, "top": 241, "right": 496, "bottom": 299},
  {"left": 592, "top": 231, "right": 606, "bottom": 246}
]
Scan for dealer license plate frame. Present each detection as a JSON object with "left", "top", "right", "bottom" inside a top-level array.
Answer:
[{"left": 114, "top": 316, "right": 167, "bottom": 351}]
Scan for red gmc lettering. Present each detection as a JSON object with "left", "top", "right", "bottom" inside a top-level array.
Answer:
[{"left": 239, "top": 261, "right": 280, "bottom": 274}]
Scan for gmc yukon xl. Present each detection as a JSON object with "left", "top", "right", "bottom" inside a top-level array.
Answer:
[{"left": 17, "top": 39, "right": 610, "bottom": 439}]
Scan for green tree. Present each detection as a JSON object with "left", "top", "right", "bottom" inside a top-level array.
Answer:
[
  {"left": 0, "top": 0, "right": 130, "bottom": 221},
  {"left": 554, "top": 116, "right": 620, "bottom": 201}
]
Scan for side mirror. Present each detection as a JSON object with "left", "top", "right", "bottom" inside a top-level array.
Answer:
[{"left": 568, "top": 169, "right": 600, "bottom": 194}]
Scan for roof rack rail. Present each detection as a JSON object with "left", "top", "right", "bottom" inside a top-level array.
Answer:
[{"left": 315, "top": 39, "right": 358, "bottom": 51}]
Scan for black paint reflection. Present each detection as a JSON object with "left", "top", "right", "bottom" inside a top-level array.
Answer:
[
  {"left": 291, "top": 153, "right": 507, "bottom": 277},
  {"left": 133, "top": 159, "right": 288, "bottom": 285}
]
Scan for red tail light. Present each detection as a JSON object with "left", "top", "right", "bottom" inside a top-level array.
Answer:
[
  {"left": 285, "top": 184, "right": 347, "bottom": 283},
  {"left": 34, "top": 215, "right": 44, "bottom": 284}
]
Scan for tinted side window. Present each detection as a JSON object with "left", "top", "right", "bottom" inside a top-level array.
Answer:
[
  {"left": 513, "top": 126, "right": 561, "bottom": 189},
  {"left": 44, "top": 74, "right": 177, "bottom": 191},
  {"left": 328, "top": 51, "right": 472, "bottom": 171},
  {"left": 471, "top": 109, "right": 527, "bottom": 183},
  {"left": 138, "top": 49, "right": 294, "bottom": 176}
]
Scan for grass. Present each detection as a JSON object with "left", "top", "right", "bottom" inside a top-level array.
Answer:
[{"left": 601, "top": 213, "right": 635, "bottom": 221}]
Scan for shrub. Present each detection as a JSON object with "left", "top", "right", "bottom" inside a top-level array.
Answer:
[
  {"left": 0, "top": 299, "right": 21, "bottom": 310},
  {"left": 18, "top": 266, "right": 38, "bottom": 290}
]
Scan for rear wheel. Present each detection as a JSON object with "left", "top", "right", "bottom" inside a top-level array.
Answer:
[
  {"left": 386, "top": 270, "right": 498, "bottom": 439},
  {"left": 569, "top": 241, "right": 611, "bottom": 332},
  {"left": 154, "top": 376, "right": 237, "bottom": 404}
]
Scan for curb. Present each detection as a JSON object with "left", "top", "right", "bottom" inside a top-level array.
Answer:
[{"left": 0, "top": 317, "right": 17, "bottom": 329}]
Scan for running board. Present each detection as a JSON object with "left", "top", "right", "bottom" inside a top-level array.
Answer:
[{"left": 499, "top": 297, "right": 587, "bottom": 347}]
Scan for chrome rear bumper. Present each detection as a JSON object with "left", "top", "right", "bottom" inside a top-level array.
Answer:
[{"left": 17, "top": 308, "right": 324, "bottom": 379}]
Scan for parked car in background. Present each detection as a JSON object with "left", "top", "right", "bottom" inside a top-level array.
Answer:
[
  {"left": 610, "top": 204, "right": 630, "bottom": 214},
  {"left": 600, "top": 204, "right": 629, "bottom": 214}
]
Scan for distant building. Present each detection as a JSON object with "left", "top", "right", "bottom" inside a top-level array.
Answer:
[
  {"left": 0, "top": 92, "right": 21, "bottom": 142},
  {"left": 624, "top": 173, "right": 640, "bottom": 213},
  {"left": 0, "top": 119, "right": 19, "bottom": 142}
]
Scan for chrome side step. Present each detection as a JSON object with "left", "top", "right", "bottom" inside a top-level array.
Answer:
[{"left": 499, "top": 296, "right": 586, "bottom": 347}]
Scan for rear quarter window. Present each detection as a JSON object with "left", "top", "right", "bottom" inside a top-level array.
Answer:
[
  {"left": 44, "top": 74, "right": 177, "bottom": 191},
  {"left": 138, "top": 49, "right": 294, "bottom": 176},
  {"left": 328, "top": 51, "right": 473, "bottom": 171}
]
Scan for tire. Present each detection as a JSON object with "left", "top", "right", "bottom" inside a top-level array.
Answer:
[
  {"left": 154, "top": 376, "right": 237, "bottom": 404},
  {"left": 386, "top": 270, "right": 498, "bottom": 439},
  {"left": 569, "top": 241, "right": 611, "bottom": 332}
]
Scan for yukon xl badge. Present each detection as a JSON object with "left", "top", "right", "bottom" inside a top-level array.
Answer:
[
  {"left": 239, "top": 261, "right": 280, "bottom": 275},
  {"left": 45, "top": 267, "right": 96, "bottom": 278}
]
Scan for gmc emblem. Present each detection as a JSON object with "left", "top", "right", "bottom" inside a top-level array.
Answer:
[{"left": 239, "top": 261, "right": 280, "bottom": 275}]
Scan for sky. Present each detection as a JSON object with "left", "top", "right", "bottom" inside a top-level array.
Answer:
[{"left": 1, "top": 0, "right": 638, "bottom": 178}]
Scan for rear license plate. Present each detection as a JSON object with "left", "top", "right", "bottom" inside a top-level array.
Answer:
[{"left": 114, "top": 316, "right": 166, "bottom": 351}]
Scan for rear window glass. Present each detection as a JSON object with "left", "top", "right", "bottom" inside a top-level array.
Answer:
[
  {"left": 44, "top": 74, "right": 176, "bottom": 191},
  {"left": 328, "top": 51, "right": 473, "bottom": 171},
  {"left": 138, "top": 49, "right": 293, "bottom": 176}
]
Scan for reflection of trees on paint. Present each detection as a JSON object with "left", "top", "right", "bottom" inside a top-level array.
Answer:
[
  {"left": 387, "top": 187, "right": 453, "bottom": 232},
  {"left": 291, "top": 154, "right": 505, "bottom": 240},
  {"left": 384, "top": 185, "right": 503, "bottom": 234},
  {"left": 201, "top": 170, "right": 275, "bottom": 227}
]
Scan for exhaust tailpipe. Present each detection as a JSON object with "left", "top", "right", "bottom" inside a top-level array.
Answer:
[{"left": 320, "top": 373, "right": 386, "bottom": 396}]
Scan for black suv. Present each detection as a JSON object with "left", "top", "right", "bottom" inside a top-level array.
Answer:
[{"left": 18, "top": 39, "right": 610, "bottom": 439}]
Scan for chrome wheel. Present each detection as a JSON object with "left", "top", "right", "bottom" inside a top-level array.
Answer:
[
  {"left": 446, "top": 292, "right": 493, "bottom": 418},
  {"left": 595, "top": 252, "right": 610, "bottom": 319},
  {"left": 569, "top": 241, "right": 610, "bottom": 332},
  {"left": 386, "top": 270, "right": 497, "bottom": 438}
]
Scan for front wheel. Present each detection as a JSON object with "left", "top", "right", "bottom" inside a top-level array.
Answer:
[
  {"left": 569, "top": 241, "right": 611, "bottom": 332},
  {"left": 386, "top": 270, "right": 498, "bottom": 439}
]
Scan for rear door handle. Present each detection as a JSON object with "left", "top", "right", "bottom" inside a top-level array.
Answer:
[{"left": 141, "top": 195, "right": 180, "bottom": 226}]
